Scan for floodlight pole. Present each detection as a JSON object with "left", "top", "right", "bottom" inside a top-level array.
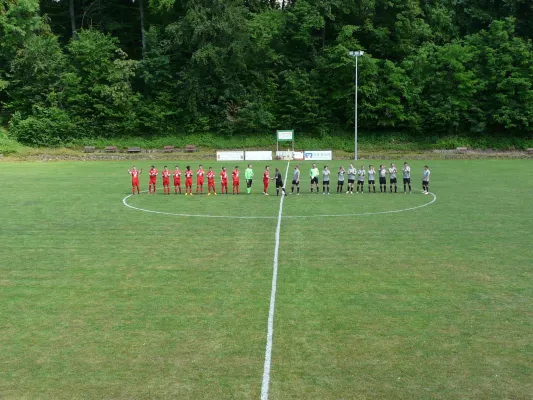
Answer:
[{"left": 349, "top": 50, "right": 364, "bottom": 160}]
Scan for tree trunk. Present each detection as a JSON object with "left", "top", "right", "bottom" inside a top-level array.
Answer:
[
  {"left": 139, "top": 0, "right": 146, "bottom": 57},
  {"left": 69, "top": 0, "right": 77, "bottom": 38}
]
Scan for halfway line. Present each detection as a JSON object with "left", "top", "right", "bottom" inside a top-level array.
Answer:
[{"left": 260, "top": 160, "right": 291, "bottom": 400}]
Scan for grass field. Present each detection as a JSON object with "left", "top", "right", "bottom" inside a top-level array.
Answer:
[{"left": 1, "top": 159, "right": 532, "bottom": 399}]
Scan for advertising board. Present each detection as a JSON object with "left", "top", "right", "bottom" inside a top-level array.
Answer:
[
  {"left": 216, "top": 151, "right": 245, "bottom": 161},
  {"left": 303, "top": 150, "right": 333, "bottom": 161},
  {"left": 245, "top": 151, "right": 273, "bottom": 161}
]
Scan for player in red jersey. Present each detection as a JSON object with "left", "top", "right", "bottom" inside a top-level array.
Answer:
[
  {"left": 148, "top": 165, "right": 158, "bottom": 194},
  {"left": 232, "top": 166, "right": 240, "bottom": 194},
  {"left": 196, "top": 164, "right": 205, "bottom": 194},
  {"left": 207, "top": 167, "right": 217, "bottom": 195},
  {"left": 128, "top": 166, "right": 142, "bottom": 194},
  {"left": 184, "top": 165, "right": 194, "bottom": 195},
  {"left": 263, "top": 165, "right": 271, "bottom": 195},
  {"left": 220, "top": 167, "right": 229, "bottom": 194},
  {"left": 161, "top": 166, "right": 171, "bottom": 195},
  {"left": 173, "top": 165, "right": 182, "bottom": 194}
]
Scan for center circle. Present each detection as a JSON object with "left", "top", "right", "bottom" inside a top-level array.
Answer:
[{"left": 122, "top": 190, "right": 437, "bottom": 219}]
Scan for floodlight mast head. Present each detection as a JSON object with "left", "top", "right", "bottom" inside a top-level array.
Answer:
[{"left": 349, "top": 50, "right": 365, "bottom": 57}]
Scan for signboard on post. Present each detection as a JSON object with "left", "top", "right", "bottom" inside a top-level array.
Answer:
[
  {"left": 277, "top": 130, "right": 294, "bottom": 141},
  {"left": 276, "top": 129, "right": 294, "bottom": 154}
]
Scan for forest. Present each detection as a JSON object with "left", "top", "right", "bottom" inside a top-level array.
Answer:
[{"left": 1, "top": 0, "right": 533, "bottom": 147}]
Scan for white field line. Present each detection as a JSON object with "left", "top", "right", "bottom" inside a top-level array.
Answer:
[
  {"left": 122, "top": 191, "right": 276, "bottom": 219},
  {"left": 122, "top": 190, "right": 437, "bottom": 220},
  {"left": 260, "top": 160, "right": 291, "bottom": 400}
]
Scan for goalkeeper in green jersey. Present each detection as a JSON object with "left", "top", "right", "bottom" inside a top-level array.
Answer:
[
  {"left": 309, "top": 163, "right": 319, "bottom": 193},
  {"left": 245, "top": 164, "right": 254, "bottom": 194}
]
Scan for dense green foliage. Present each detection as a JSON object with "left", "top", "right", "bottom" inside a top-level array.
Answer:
[{"left": 1, "top": 0, "right": 533, "bottom": 146}]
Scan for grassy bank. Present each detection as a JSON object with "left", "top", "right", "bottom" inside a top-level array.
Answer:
[{"left": 2, "top": 129, "right": 533, "bottom": 157}]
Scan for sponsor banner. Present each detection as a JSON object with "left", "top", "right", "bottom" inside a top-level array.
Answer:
[
  {"left": 245, "top": 151, "right": 273, "bottom": 161},
  {"left": 293, "top": 151, "right": 304, "bottom": 161},
  {"left": 304, "top": 150, "right": 332, "bottom": 161},
  {"left": 216, "top": 151, "right": 244, "bottom": 161},
  {"left": 276, "top": 151, "right": 293, "bottom": 160},
  {"left": 277, "top": 130, "right": 294, "bottom": 141}
]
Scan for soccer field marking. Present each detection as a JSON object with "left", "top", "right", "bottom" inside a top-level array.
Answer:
[
  {"left": 122, "top": 192, "right": 276, "bottom": 219},
  {"left": 260, "top": 160, "right": 291, "bottom": 400},
  {"left": 283, "top": 189, "right": 437, "bottom": 218},
  {"left": 122, "top": 190, "right": 436, "bottom": 219}
]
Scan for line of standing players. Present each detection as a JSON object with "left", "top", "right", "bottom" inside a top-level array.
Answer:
[
  {"left": 127, "top": 164, "right": 240, "bottom": 195},
  {"left": 290, "top": 162, "right": 431, "bottom": 195},
  {"left": 128, "top": 162, "right": 431, "bottom": 196}
]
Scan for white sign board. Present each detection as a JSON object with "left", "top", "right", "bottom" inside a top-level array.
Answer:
[
  {"left": 217, "top": 151, "right": 244, "bottom": 161},
  {"left": 276, "top": 151, "right": 293, "bottom": 160},
  {"left": 277, "top": 130, "right": 294, "bottom": 141},
  {"left": 304, "top": 150, "right": 332, "bottom": 161},
  {"left": 245, "top": 151, "right": 273, "bottom": 161},
  {"left": 293, "top": 151, "right": 304, "bottom": 161}
]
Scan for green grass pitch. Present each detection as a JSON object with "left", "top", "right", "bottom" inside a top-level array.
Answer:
[{"left": 0, "top": 159, "right": 532, "bottom": 399}]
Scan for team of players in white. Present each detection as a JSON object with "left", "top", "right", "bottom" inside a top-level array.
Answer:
[{"left": 289, "top": 162, "right": 431, "bottom": 195}]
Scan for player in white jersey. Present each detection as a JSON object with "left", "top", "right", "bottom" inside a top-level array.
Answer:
[
  {"left": 367, "top": 165, "right": 376, "bottom": 193},
  {"left": 290, "top": 165, "right": 300, "bottom": 195},
  {"left": 337, "top": 166, "right": 345, "bottom": 193},
  {"left": 356, "top": 165, "right": 366, "bottom": 193},
  {"left": 379, "top": 164, "right": 387, "bottom": 193},
  {"left": 346, "top": 163, "right": 356, "bottom": 194},
  {"left": 322, "top": 165, "right": 331, "bottom": 195},
  {"left": 402, "top": 162, "right": 411, "bottom": 193},
  {"left": 422, "top": 165, "right": 431, "bottom": 194},
  {"left": 389, "top": 163, "right": 398, "bottom": 193}
]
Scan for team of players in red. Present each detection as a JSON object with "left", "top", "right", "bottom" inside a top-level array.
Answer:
[{"left": 128, "top": 165, "right": 239, "bottom": 195}]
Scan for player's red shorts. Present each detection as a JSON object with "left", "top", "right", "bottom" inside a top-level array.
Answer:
[
  {"left": 186, "top": 178, "right": 193, "bottom": 186},
  {"left": 208, "top": 179, "right": 215, "bottom": 187},
  {"left": 233, "top": 180, "right": 239, "bottom": 186},
  {"left": 132, "top": 179, "right": 139, "bottom": 187},
  {"left": 163, "top": 177, "right": 170, "bottom": 186},
  {"left": 149, "top": 177, "right": 157, "bottom": 185},
  {"left": 221, "top": 180, "right": 228, "bottom": 186},
  {"left": 174, "top": 178, "right": 181, "bottom": 186},
  {"left": 197, "top": 178, "right": 204, "bottom": 185}
]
